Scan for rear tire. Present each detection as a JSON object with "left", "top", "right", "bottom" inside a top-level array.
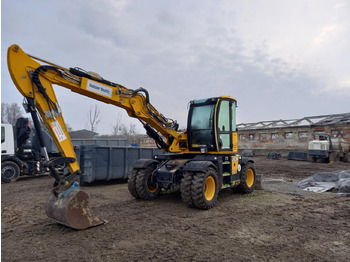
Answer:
[
  {"left": 128, "top": 168, "right": 140, "bottom": 199},
  {"left": 181, "top": 171, "right": 195, "bottom": 207},
  {"left": 191, "top": 168, "right": 219, "bottom": 210},
  {"left": 1, "top": 161, "right": 20, "bottom": 183},
  {"left": 136, "top": 165, "right": 161, "bottom": 200},
  {"left": 237, "top": 162, "right": 256, "bottom": 193}
]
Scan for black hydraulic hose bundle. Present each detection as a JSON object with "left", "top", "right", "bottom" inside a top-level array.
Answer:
[
  {"left": 25, "top": 97, "right": 47, "bottom": 150},
  {"left": 32, "top": 65, "right": 60, "bottom": 113},
  {"left": 69, "top": 67, "right": 120, "bottom": 87}
]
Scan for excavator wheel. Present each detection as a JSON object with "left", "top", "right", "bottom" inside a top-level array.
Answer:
[
  {"left": 236, "top": 162, "right": 256, "bottom": 193},
  {"left": 135, "top": 164, "right": 161, "bottom": 200},
  {"left": 191, "top": 168, "right": 219, "bottom": 210},
  {"left": 181, "top": 171, "right": 195, "bottom": 207},
  {"left": 128, "top": 168, "right": 141, "bottom": 199}
]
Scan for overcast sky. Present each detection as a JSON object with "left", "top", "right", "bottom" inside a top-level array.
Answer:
[{"left": 2, "top": 0, "right": 350, "bottom": 135}]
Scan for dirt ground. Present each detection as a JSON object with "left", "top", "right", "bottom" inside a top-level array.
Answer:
[{"left": 2, "top": 156, "right": 350, "bottom": 262}]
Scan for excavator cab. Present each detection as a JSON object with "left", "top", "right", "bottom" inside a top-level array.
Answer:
[{"left": 187, "top": 97, "right": 237, "bottom": 153}]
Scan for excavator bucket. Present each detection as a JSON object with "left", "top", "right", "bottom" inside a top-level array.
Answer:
[{"left": 45, "top": 189, "right": 105, "bottom": 230}]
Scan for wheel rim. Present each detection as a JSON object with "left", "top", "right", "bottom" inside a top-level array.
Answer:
[
  {"left": 246, "top": 169, "right": 254, "bottom": 188},
  {"left": 2, "top": 166, "right": 16, "bottom": 180},
  {"left": 146, "top": 172, "right": 158, "bottom": 193},
  {"left": 204, "top": 176, "right": 215, "bottom": 201}
]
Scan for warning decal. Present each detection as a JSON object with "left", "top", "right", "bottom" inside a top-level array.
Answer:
[{"left": 51, "top": 121, "right": 67, "bottom": 142}]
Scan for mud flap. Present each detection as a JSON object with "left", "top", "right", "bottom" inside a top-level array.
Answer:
[{"left": 45, "top": 188, "right": 106, "bottom": 230}]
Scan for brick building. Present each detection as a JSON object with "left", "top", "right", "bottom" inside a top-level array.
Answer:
[{"left": 237, "top": 113, "right": 350, "bottom": 156}]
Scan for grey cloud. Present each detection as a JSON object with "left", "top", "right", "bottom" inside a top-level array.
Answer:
[{"left": 2, "top": 0, "right": 349, "bottom": 133}]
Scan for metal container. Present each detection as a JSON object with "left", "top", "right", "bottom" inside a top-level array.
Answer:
[
  {"left": 78, "top": 145, "right": 163, "bottom": 184},
  {"left": 71, "top": 138, "right": 128, "bottom": 147}
]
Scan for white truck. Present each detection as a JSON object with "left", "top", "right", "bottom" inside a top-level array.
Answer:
[
  {"left": 1, "top": 118, "right": 59, "bottom": 183},
  {"left": 308, "top": 133, "right": 350, "bottom": 163}
]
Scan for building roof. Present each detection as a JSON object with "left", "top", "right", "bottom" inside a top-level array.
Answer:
[
  {"left": 237, "top": 113, "right": 350, "bottom": 130},
  {"left": 69, "top": 129, "right": 98, "bottom": 138}
]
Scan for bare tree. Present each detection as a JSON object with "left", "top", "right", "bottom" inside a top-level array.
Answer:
[
  {"left": 1, "top": 103, "right": 6, "bottom": 123},
  {"left": 111, "top": 112, "right": 123, "bottom": 136},
  {"left": 1, "top": 102, "right": 23, "bottom": 125},
  {"left": 121, "top": 123, "right": 137, "bottom": 138},
  {"left": 87, "top": 104, "right": 101, "bottom": 132}
]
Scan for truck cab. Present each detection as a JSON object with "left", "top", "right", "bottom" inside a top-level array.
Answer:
[
  {"left": 307, "top": 133, "right": 350, "bottom": 163},
  {"left": 1, "top": 124, "right": 16, "bottom": 156}
]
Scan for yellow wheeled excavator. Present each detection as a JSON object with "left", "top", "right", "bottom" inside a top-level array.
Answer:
[{"left": 7, "top": 44, "right": 256, "bottom": 230}]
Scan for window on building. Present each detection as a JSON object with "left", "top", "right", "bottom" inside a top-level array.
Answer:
[
  {"left": 285, "top": 132, "right": 294, "bottom": 139},
  {"left": 259, "top": 133, "right": 268, "bottom": 141},
  {"left": 298, "top": 132, "right": 309, "bottom": 139},
  {"left": 249, "top": 134, "right": 255, "bottom": 140},
  {"left": 271, "top": 133, "right": 279, "bottom": 139},
  {"left": 239, "top": 134, "right": 246, "bottom": 140},
  {"left": 331, "top": 130, "right": 340, "bottom": 138}
]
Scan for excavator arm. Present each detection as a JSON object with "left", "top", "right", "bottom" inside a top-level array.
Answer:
[{"left": 7, "top": 44, "right": 186, "bottom": 229}]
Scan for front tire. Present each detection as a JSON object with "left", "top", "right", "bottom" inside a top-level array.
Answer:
[
  {"left": 136, "top": 165, "right": 161, "bottom": 200},
  {"left": 2, "top": 161, "right": 20, "bottom": 183},
  {"left": 236, "top": 162, "right": 256, "bottom": 193},
  {"left": 128, "top": 168, "right": 141, "bottom": 199},
  {"left": 191, "top": 168, "right": 219, "bottom": 210}
]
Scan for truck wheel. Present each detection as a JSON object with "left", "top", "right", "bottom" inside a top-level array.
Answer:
[
  {"left": 128, "top": 168, "right": 141, "bottom": 199},
  {"left": 236, "top": 162, "right": 256, "bottom": 193},
  {"left": 321, "top": 157, "right": 329, "bottom": 163},
  {"left": 1, "top": 161, "right": 20, "bottom": 183},
  {"left": 346, "top": 152, "right": 350, "bottom": 163},
  {"left": 191, "top": 168, "right": 219, "bottom": 210},
  {"left": 136, "top": 165, "right": 161, "bottom": 200},
  {"left": 329, "top": 152, "right": 339, "bottom": 162},
  {"left": 181, "top": 171, "right": 194, "bottom": 207}
]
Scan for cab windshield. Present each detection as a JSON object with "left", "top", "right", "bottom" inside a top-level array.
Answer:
[
  {"left": 189, "top": 103, "right": 216, "bottom": 149},
  {"left": 190, "top": 104, "right": 215, "bottom": 130}
]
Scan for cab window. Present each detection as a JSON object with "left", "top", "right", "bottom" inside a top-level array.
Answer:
[{"left": 1, "top": 126, "right": 5, "bottom": 143}]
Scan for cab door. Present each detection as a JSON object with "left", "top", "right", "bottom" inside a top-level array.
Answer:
[{"left": 216, "top": 99, "right": 236, "bottom": 152}]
